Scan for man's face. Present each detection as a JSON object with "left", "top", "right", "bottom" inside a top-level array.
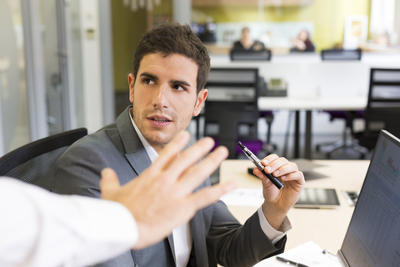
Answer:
[
  {"left": 242, "top": 29, "right": 250, "bottom": 40},
  {"left": 128, "top": 53, "right": 207, "bottom": 152}
]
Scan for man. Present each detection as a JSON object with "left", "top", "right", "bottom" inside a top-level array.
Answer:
[
  {"left": 53, "top": 24, "right": 304, "bottom": 267},
  {"left": 232, "top": 26, "right": 266, "bottom": 52},
  {"left": 1, "top": 132, "right": 235, "bottom": 267}
]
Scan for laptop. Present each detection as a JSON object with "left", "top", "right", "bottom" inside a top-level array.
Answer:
[{"left": 337, "top": 130, "right": 400, "bottom": 267}]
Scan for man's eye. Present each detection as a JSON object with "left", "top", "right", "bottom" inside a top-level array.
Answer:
[
  {"left": 173, "top": 84, "right": 185, "bottom": 91},
  {"left": 142, "top": 78, "right": 154, "bottom": 85}
]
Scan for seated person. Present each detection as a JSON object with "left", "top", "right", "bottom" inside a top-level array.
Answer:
[
  {"left": 52, "top": 23, "right": 304, "bottom": 267},
  {"left": 291, "top": 29, "right": 315, "bottom": 52},
  {"left": 232, "top": 26, "right": 266, "bottom": 52}
]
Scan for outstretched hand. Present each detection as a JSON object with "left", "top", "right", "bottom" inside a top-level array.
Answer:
[{"left": 99, "top": 131, "right": 236, "bottom": 249}]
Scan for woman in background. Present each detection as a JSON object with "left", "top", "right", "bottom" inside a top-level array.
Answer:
[{"left": 291, "top": 29, "right": 315, "bottom": 52}]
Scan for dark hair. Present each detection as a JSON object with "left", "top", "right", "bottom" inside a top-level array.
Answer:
[{"left": 132, "top": 23, "right": 210, "bottom": 92}]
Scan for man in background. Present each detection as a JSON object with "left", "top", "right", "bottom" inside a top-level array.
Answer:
[{"left": 232, "top": 26, "right": 266, "bottom": 52}]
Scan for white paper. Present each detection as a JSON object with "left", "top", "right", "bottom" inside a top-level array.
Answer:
[
  {"left": 220, "top": 188, "right": 264, "bottom": 206},
  {"left": 254, "top": 241, "right": 342, "bottom": 267}
]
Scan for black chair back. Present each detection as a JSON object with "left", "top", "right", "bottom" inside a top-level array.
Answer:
[
  {"left": 321, "top": 49, "right": 362, "bottom": 61},
  {"left": 0, "top": 128, "right": 87, "bottom": 190},
  {"left": 204, "top": 68, "right": 260, "bottom": 157},
  {"left": 360, "top": 68, "right": 400, "bottom": 149}
]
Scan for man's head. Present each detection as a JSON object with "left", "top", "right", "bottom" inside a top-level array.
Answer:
[
  {"left": 128, "top": 24, "right": 210, "bottom": 152},
  {"left": 132, "top": 24, "right": 210, "bottom": 93},
  {"left": 241, "top": 27, "right": 251, "bottom": 40}
]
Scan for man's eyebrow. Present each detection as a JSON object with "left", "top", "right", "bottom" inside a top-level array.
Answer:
[
  {"left": 140, "top": 72, "right": 158, "bottom": 81},
  {"left": 170, "top": 79, "right": 191, "bottom": 88}
]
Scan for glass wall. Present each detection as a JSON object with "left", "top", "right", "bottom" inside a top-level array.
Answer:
[{"left": 0, "top": 0, "right": 31, "bottom": 155}]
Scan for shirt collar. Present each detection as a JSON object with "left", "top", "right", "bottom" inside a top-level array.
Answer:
[{"left": 129, "top": 108, "right": 158, "bottom": 163}]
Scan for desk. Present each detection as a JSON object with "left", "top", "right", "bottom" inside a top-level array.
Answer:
[
  {"left": 258, "top": 97, "right": 367, "bottom": 159},
  {"left": 220, "top": 159, "right": 369, "bottom": 253}
]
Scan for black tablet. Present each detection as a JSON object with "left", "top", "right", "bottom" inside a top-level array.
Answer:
[{"left": 295, "top": 188, "right": 340, "bottom": 209}]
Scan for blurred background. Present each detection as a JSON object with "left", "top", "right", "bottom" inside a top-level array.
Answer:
[{"left": 1, "top": 0, "right": 400, "bottom": 160}]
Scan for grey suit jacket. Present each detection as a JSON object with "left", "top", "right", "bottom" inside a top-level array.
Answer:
[{"left": 52, "top": 107, "right": 286, "bottom": 267}]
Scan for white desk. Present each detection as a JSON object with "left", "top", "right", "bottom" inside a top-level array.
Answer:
[
  {"left": 258, "top": 97, "right": 367, "bottom": 159},
  {"left": 258, "top": 96, "right": 366, "bottom": 111},
  {"left": 220, "top": 159, "right": 370, "bottom": 253}
]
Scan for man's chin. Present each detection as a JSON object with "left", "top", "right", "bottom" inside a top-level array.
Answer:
[{"left": 144, "top": 132, "right": 173, "bottom": 149}]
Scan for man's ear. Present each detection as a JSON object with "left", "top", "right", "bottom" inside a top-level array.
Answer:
[
  {"left": 128, "top": 73, "right": 135, "bottom": 103},
  {"left": 193, "top": 89, "right": 208, "bottom": 116}
]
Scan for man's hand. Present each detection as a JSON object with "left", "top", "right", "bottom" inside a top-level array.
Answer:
[
  {"left": 99, "top": 131, "right": 236, "bottom": 249},
  {"left": 253, "top": 154, "right": 305, "bottom": 230}
]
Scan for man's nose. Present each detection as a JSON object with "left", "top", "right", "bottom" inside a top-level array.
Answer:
[{"left": 152, "top": 85, "right": 169, "bottom": 109}]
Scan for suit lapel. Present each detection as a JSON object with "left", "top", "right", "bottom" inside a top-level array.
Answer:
[
  {"left": 189, "top": 182, "right": 209, "bottom": 267},
  {"left": 190, "top": 211, "right": 207, "bottom": 267},
  {"left": 116, "top": 106, "right": 152, "bottom": 176},
  {"left": 167, "top": 234, "right": 176, "bottom": 264}
]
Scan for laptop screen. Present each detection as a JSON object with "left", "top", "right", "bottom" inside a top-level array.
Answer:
[{"left": 340, "top": 130, "right": 400, "bottom": 266}]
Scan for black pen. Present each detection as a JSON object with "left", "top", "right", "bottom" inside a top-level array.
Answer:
[
  {"left": 237, "top": 141, "right": 284, "bottom": 190},
  {"left": 276, "top": 256, "right": 309, "bottom": 267}
]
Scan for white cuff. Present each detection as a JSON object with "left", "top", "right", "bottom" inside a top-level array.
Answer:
[{"left": 257, "top": 207, "right": 292, "bottom": 244}]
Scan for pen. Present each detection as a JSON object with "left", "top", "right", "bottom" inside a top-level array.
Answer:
[
  {"left": 276, "top": 256, "right": 309, "bottom": 267},
  {"left": 237, "top": 141, "right": 284, "bottom": 190}
]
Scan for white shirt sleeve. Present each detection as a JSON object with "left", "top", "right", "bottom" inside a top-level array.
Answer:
[
  {"left": 0, "top": 178, "right": 138, "bottom": 267},
  {"left": 257, "top": 207, "right": 292, "bottom": 244}
]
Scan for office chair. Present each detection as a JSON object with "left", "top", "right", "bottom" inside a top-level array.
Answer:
[
  {"left": 204, "top": 68, "right": 270, "bottom": 158},
  {"left": 316, "top": 48, "right": 366, "bottom": 158},
  {"left": 0, "top": 128, "right": 87, "bottom": 190},
  {"left": 230, "top": 49, "right": 272, "bottom": 61},
  {"left": 208, "top": 50, "right": 274, "bottom": 148},
  {"left": 355, "top": 68, "right": 400, "bottom": 151}
]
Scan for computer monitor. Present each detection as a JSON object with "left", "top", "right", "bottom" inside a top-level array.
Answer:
[
  {"left": 338, "top": 130, "right": 400, "bottom": 267},
  {"left": 205, "top": 68, "right": 259, "bottom": 102},
  {"left": 230, "top": 49, "right": 272, "bottom": 61},
  {"left": 321, "top": 49, "right": 362, "bottom": 61}
]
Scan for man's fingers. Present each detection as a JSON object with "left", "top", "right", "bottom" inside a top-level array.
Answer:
[
  {"left": 153, "top": 131, "right": 190, "bottom": 170},
  {"left": 253, "top": 168, "right": 266, "bottom": 179},
  {"left": 100, "top": 168, "right": 121, "bottom": 199},
  {"left": 266, "top": 157, "right": 289, "bottom": 174},
  {"left": 261, "top": 154, "right": 279, "bottom": 166},
  {"left": 188, "top": 180, "right": 237, "bottom": 211},
  {"left": 272, "top": 162, "right": 298, "bottom": 177},
  {"left": 164, "top": 137, "right": 215, "bottom": 182},
  {"left": 282, "top": 171, "right": 305, "bottom": 184},
  {"left": 253, "top": 168, "right": 274, "bottom": 186},
  {"left": 177, "top": 146, "right": 228, "bottom": 193}
]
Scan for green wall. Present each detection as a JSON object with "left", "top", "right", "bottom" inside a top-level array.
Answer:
[
  {"left": 111, "top": 0, "right": 172, "bottom": 92},
  {"left": 193, "top": 0, "right": 371, "bottom": 50},
  {"left": 112, "top": 1, "right": 147, "bottom": 92}
]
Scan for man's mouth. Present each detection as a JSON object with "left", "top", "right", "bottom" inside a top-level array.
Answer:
[
  {"left": 147, "top": 115, "right": 172, "bottom": 125},
  {"left": 147, "top": 115, "right": 172, "bottom": 127}
]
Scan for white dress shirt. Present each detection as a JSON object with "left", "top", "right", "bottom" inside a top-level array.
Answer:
[
  {"left": 129, "top": 111, "right": 291, "bottom": 267},
  {"left": 0, "top": 178, "right": 138, "bottom": 267}
]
